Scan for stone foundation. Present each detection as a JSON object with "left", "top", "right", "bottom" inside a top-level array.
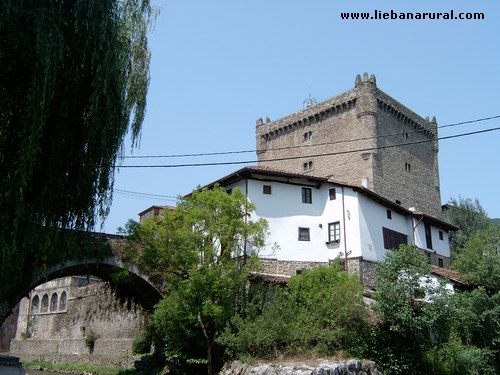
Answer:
[
  {"left": 257, "top": 257, "right": 377, "bottom": 289},
  {"left": 10, "top": 338, "right": 134, "bottom": 357}
]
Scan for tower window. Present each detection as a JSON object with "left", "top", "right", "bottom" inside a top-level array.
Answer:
[
  {"left": 303, "top": 161, "right": 313, "bottom": 171},
  {"left": 403, "top": 131, "right": 409, "bottom": 140},
  {"left": 303, "top": 131, "right": 313, "bottom": 141}
]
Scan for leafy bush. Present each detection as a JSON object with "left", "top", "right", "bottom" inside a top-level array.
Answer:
[
  {"left": 133, "top": 330, "right": 152, "bottom": 354},
  {"left": 219, "top": 263, "right": 370, "bottom": 359},
  {"left": 85, "top": 329, "right": 99, "bottom": 353}
]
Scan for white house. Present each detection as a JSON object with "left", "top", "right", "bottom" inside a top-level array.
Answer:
[{"left": 201, "top": 166, "right": 458, "bottom": 287}]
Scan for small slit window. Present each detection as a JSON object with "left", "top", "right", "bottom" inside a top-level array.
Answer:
[{"left": 405, "top": 162, "right": 411, "bottom": 172}]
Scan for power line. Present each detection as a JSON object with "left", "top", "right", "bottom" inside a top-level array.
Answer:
[
  {"left": 113, "top": 189, "right": 178, "bottom": 201},
  {"left": 116, "top": 125, "right": 500, "bottom": 169},
  {"left": 122, "top": 114, "right": 500, "bottom": 160}
]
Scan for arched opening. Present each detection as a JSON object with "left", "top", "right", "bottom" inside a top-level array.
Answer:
[
  {"left": 59, "top": 291, "right": 67, "bottom": 311},
  {"left": 31, "top": 295, "right": 40, "bottom": 314},
  {"left": 50, "top": 293, "right": 58, "bottom": 312},
  {"left": 41, "top": 294, "right": 49, "bottom": 313}
]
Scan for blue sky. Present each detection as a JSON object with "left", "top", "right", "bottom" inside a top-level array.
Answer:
[{"left": 103, "top": 0, "right": 500, "bottom": 233}]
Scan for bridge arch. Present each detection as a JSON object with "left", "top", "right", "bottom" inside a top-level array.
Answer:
[
  {"left": 22, "top": 256, "right": 165, "bottom": 312},
  {"left": 1, "top": 233, "right": 165, "bottom": 326}
]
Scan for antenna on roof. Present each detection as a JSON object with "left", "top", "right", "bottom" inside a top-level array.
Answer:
[{"left": 303, "top": 86, "right": 317, "bottom": 108}]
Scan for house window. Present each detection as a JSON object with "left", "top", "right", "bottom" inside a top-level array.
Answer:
[
  {"left": 263, "top": 185, "right": 272, "bottom": 195},
  {"left": 328, "top": 222, "right": 341, "bottom": 243},
  {"left": 382, "top": 227, "right": 408, "bottom": 250},
  {"left": 425, "top": 222, "right": 433, "bottom": 250},
  {"left": 438, "top": 258, "right": 444, "bottom": 268},
  {"left": 439, "top": 230, "right": 444, "bottom": 241},
  {"left": 226, "top": 188, "right": 232, "bottom": 194},
  {"left": 329, "top": 188, "right": 336, "bottom": 200},
  {"left": 405, "top": 162, "right": 411, "bottom": 172},
  {"left": 387, "top": 209, "right": 392, "bottom": 220},
  {"left": 301, "top": 187, "right": 312, "bottom": 204},
  {"left": 298, "top": 227, "right": 310, "bottom": 241}
]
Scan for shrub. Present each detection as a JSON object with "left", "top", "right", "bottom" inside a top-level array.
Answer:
[{"left": 133, "top": 330, "right": 152, "bottom": 354}]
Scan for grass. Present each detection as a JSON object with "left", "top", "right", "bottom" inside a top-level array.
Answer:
[{"left": 22, "top": 360, "right": 136, "bottom": 375}]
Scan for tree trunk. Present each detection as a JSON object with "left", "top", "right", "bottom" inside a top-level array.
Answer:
[{"left": 198, "top": 312, "right": 215, "bottom": 375}]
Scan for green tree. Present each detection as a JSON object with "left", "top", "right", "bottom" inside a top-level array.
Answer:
[
  {"left": 443, "top": 197, "right": 491, "bottom": 256},
  {"left": 220, "top": 263, "right": 369, "bottom": 360},
  {"left": 373, "top": 245, "right": 452, "bottom": 374},
  {"left": 126, "top": 187, "right": 269, "bottom": 375},
  {"left": 0, "top": 0, "right": 154, "bottom": 320},
  {"left": 452, "top": 225, "right": 500, "bottom": 291},
  {"left": 450, "top": 226, "right": 500, "bottom": 372}
]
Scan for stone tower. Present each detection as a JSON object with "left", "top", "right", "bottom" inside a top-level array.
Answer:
[{"left": 256, "top": 73, "right": 441, "bottom": 216}]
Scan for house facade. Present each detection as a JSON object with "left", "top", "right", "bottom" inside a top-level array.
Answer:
[{"left": 204, "top": 166, "right": 456, "bottom": 287}]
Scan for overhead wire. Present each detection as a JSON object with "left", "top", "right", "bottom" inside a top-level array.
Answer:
[
  {"left": 122, "top": 114, "right": 500, "bottom": 160},
  {"left": 113, "top": 189, "right": 178, "bottom": 202},
  {"left": 116, "top": 125, "right": 500, "bottom": 169}
]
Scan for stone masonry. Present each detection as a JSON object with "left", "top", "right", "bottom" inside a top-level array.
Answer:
[
  {"left": 9, "top": 277, "right": 147, "bottom": 357},
  {"left": 256, "top": 73, "right": 441, "bottom": 217}
]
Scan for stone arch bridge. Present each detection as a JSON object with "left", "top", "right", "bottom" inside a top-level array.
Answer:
[{"left": 0, "top": 232, "right": 165, "bottom": 326}]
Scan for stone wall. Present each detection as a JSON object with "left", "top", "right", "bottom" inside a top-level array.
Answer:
[
  {"left": 9, "top": 277, "right": 147, "bottom": 357},
  {"left": 0, "top": 304, "right": 19, "bottom": 352},
  {"left": 258, "top": 258, "right": 328, "bottom": 277}
]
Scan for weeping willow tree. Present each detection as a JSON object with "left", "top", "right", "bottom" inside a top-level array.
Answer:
[{"left": 0, "top": 0, "right": 154, "bottom": 320}]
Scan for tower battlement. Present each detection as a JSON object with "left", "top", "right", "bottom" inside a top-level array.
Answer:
[{"left": 255, "top": 73, "right": 442, "bottom": 217}]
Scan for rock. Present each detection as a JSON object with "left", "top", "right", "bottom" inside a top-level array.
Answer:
[{"left": 218, "top": 360, "right": 383, "bottom": 375}]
